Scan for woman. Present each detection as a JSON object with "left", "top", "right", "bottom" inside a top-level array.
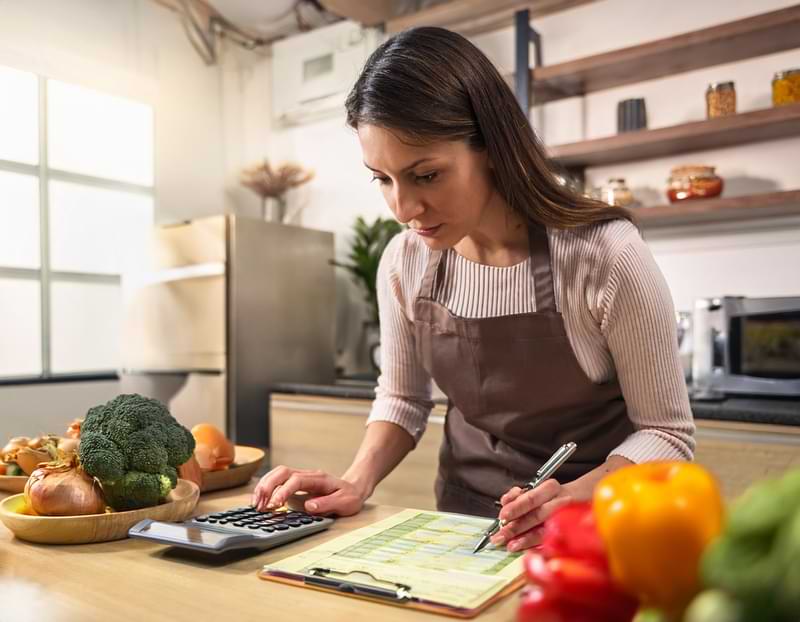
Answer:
[{"left": 253, "top": 27, "right": 695, "bottom": 552}]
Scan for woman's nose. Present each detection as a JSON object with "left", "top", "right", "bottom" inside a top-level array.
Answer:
[{"left": 392, "top": 186, "right": 424, "bottom": 224}]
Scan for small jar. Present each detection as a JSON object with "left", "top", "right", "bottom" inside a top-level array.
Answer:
[
  {"left": 597, "top": 178, "right": 635, "bottom": 207},
  {"left": 705, "top": 82, "right": 736, "bottom": 118},
  {"left": 666, "top": 165, "right": 723, "bottom": 202},
  {"left": 772, "top": 69, "right": 800, "bottom": 106}
]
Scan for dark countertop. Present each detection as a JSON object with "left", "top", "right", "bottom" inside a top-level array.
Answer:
[{"left": 270, "top": 381, "right": 800, "bottom": 427}]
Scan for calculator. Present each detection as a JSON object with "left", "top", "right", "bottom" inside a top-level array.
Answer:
[{"left": 129, "top": 507, "right": 334, "bottom": 554}]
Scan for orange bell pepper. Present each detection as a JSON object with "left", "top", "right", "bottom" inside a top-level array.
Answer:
[{"left": 593, "top": 462, "right": 725, "bottom": 616}]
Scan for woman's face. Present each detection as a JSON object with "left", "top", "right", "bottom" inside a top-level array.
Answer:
[{"left": 357, "top": 124, "right": 500, "bottom": 250}]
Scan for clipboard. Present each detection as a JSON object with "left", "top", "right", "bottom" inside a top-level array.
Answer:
[
  {"left": 258, "top": 510, "right": 525, "bottom": 619},
  {"left": 258, "top": 566, "right": 526, "bottom": 618}
]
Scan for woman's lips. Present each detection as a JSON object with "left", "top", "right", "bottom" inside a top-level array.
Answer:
[{"left": 415, "top": 224, "right": 442, "bottom": 237}]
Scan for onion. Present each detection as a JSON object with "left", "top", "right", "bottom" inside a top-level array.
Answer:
[
  {"left": 24, "top": 458, "right": 106, "bottom": 516},
  {"left": 58, "top": 437, "right": 79, "bottom": 455},
  {"left": 65, "top": 419, "right": 83, "bottom": 440},
  {"left": 14, "top": 447, "right": 52, "bottom": 476},
  {"left": 2, "top": 437, "right": 30, "bottom": 455}
]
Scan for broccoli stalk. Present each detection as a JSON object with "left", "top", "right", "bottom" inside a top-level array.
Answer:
[{"left": 78, "top": 394, "right": 195, "bottom": 511}]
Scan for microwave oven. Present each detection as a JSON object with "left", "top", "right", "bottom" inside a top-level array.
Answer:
[{"left": 692, "top": 296, "right": 800, "bottom": 399}]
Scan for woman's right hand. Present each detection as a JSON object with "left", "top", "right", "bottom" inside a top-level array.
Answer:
[{"left": 250, "top": 465, "right": 367, "bottom": 516}]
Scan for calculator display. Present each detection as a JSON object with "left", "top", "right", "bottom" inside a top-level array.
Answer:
[{"left": 141, "top": 522, "right": 230, "bottom": 546}]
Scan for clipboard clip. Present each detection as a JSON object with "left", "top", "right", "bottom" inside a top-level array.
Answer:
[{"left": 305, "top": 567, "right": 413, "bottom": 602}]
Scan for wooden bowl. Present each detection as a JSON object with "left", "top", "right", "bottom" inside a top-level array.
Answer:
[
  {"left": 0, "top": 479, "right": 199, "bottom": 544},
  {"left": 200, "top": 445, "right": 265, "bottom": 493},
  {"left": 0, "top": 475, "right": 27, "bottom": 494}
]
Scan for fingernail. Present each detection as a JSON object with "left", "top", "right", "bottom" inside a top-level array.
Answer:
[
  {"left": 508, "top": 542, "right": 519, "bottom": 552},
  {"left": 307, "top": 502, "right": 318, "bottom": 511},
  {"left": 490, "top": 535, "right": 504, "bottom": 545}
]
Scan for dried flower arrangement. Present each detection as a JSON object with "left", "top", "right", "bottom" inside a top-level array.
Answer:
[{"left": 239, "top": 159, "right": 314, "bottom": 222}]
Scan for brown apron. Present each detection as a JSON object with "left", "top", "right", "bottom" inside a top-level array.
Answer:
[{"left": 413, "top": 223, "right": 633, "bottom": 517}]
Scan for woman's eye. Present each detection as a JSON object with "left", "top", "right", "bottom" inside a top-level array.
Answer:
[
  {"left": 415, "top": 172, "right": 438, "bottom": 184},
  {"left": 371, "top": 175, "right": 390, "bottom": 185}
]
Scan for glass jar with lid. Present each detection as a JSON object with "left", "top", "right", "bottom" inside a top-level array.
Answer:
[
  {"left": 596, "top": 178, "right": 635, "bottom": 207},
  {"left": 666, "top": 165, "right": 723, "bottom": 202},
  {"left": 706, "top": 82, "right": 736, "bottom": 118},
  {"left": 772, "top": 69, "right": 800, "bottom": 106}
]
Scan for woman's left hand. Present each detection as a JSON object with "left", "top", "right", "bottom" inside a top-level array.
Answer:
[{"left": 490, "top": 479, "right": 573, "bottom": 552}]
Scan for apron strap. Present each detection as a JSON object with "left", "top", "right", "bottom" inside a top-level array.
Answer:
[
  {"left": 528, "top": 224, "right": 556, "bottom": 313},
  {"left": 419, "top": 248, "right": 444, "bottom": 300}
]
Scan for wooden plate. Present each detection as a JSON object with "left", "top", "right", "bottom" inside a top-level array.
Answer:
[
  {"left": 0, "top": 475, "right": 28, "bottom": 494},
  {"left": 200, "top": 445, "right": 265, "bottom": 493},
  {"left": 0, "top": 479, "right": 199, "bottom": 544}
]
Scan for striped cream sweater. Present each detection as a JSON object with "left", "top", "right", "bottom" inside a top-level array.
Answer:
[{"left": 367, "top": 218, "right": 696, "bottom": 464}]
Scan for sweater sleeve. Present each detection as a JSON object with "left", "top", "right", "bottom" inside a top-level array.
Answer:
[
  {"left": 366, "top": 234, "right": 434, "bottom": 444},
  {"left": 600, "top": 237, "right": 696, "bottom": 462}
]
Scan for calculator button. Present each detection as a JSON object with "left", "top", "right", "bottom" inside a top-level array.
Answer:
[
  {"left": 233, "top": 522, "right": 246, "bottom": 527},
  {"left": 274, "top": 524, "right": 290, "bottom": 531},
  {"left": 218, "top": 519, "right": 230, "bottom": 524},
  {"left": 261, "top": 527, "right": 276, "bottom": 533},
  {"left": 287, "top": 520, "right": 301, "bottom": 527},
  {"left": 300, "top": 518, "right": 313, "bottom": 525},
  {"left": 312, "top": 516, "right": 324, "bottom": 522},
  {"left": 207, "top": 519, "right": 218, "bottom": 524},
  {"left": 194, "top": 516, "right": 208, "bottom": 522},
  {"left": 247, "top": 524, "right": 261, "bottom": 530}
]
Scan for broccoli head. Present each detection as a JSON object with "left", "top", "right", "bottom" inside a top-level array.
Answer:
[
  {"left": 103, "top": 471, "right": 175, "bottom": 511},
  {"left": 77, "top": 393, "right": 196, "bottom": 511}
]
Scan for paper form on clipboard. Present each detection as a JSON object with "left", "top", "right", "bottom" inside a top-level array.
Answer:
[{"left": 258, "top": 509, "right": 525, "bottom": 618}]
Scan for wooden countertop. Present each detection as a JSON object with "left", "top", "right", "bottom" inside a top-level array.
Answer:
[{"left": 0, "top": 483, "right": 522, "bottom": 622}]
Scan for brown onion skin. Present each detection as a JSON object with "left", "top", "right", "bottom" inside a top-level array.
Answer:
[{"left": 24, "top": 466, "right": 106, "bottom": 516}]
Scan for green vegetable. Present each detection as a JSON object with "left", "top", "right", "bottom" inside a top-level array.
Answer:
[
  {"left": 701, "top": 467, "right": 800, "bottom": 622},
  {"left": 78, "top": 394, "right": 195, "bottom": 511},
  {"left": 6, "top": 463, "right": 23, "bottom": 476},
  {"left": 632, "top": 608, "right": 671, "bottom": 622},
  {"left": 683, "top": 590, "right": 742, "bottom": 622}
]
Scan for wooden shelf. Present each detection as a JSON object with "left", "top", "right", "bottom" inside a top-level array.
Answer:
[
  {"left": 527, "top": 6, "right": 800, "bottom": 104},
  {"left": 548, "top": 103, "right": 800, "bottom": 167},
  {"left": 633, "top": 190, "right": 800, "bottom": 228},
  {"left": 385, "top": 0, "right": 596, "bottom": 37}
]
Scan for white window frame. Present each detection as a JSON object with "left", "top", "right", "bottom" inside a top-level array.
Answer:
[{"left": 0, "top": 74, "right": 155, "bottom": 383}]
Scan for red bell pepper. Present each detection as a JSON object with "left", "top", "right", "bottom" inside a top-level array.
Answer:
[
  {"left": 517, "top": 502, "right": 638, "bottom": 622},
  {"left": 517, "top": 586, "right": 604, "bottom": 622}
]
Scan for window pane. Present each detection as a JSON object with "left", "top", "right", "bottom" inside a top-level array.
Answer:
[
  {"left": 0, "top": 278, "right": 41, "bottom": 377},
  {"left": 51, "top": 281, "right": 121, "bottom": 373},
  {"left": 0, "top": 170, "right": 40, "bottom": 268},
  {"left": 48, "top": 80, "right": 154, "bottom": 186},
  {"left": 0, "top": 66, "right": 38, "bottom": 165},
  {"left": 49, "top": 180, "right": 154, "bottom": 275}
]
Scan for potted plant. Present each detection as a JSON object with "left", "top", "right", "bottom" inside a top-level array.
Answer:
[{"left": 332, "top": 216, "right": 403, "bottom": 371}]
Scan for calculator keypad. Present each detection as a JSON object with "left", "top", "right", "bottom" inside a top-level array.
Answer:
[{"left": 191, "top": 507, "right": 326, "bottom": 538}]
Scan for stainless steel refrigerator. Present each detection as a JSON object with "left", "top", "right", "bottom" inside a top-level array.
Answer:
[{"left": 119, "top": 215, "right": 335, "bottom": 449}]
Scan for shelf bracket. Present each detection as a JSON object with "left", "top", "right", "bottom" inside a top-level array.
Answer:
[{"left": 514, "top": 9, "right": 542, "bottom": 112}]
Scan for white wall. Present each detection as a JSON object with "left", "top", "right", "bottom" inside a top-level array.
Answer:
[{"left": 0, "top": 0, "right": 230, "bottom": 440}]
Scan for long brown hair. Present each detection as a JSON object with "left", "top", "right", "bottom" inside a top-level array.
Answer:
[{"left": 345, "top": 27, "right": 633, "bottom": 229}]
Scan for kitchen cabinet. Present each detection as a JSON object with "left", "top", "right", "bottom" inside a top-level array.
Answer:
[
  {"left": 693, "top": 419, "right": 800, "bottom": 500},
  {"left": 270, "top": 393, "right": 446, "bottom": 510},
  {"left": 269, "top": 391, "right": 800, "bottom": 504}
]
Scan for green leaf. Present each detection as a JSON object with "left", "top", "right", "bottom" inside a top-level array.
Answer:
[{"left": 333, "top": 216, "right": 404, "bottom": 323}]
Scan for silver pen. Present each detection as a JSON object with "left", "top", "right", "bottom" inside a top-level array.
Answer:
[{"left": 472, "top": 442, "right": 578, "bottom": 554}]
